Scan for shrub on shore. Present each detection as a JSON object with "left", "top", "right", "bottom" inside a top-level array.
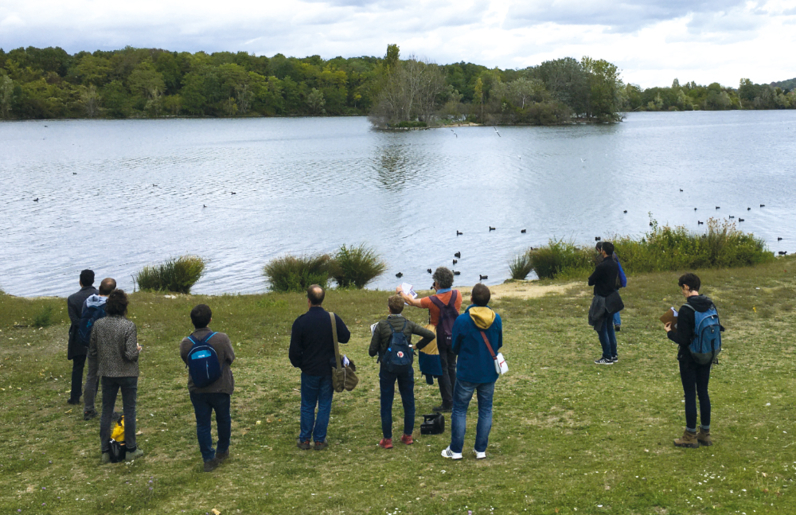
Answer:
[
  {"left": 616, "top": 218, "right": 773, "bottom": 272},
  {"left": 32, "top": 305, "right": 55, "bottom": 328},
  {"left": 264, "top": 254, "right": 331, "bottom": 293},
  {"left": 514, "top": 219, "right": 774, "bottom": 280},
  {"left": 329, "top": 244, "right": 387, "bottom": 289},
  {"left": 135, "top": 255, "right": 206, "bottom": 294}
]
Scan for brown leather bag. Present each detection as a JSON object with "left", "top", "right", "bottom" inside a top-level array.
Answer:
[{"left": 329, "top": 312, "right": 358, "bottom": 392}]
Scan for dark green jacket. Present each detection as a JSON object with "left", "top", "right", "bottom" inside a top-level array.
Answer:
[{"left": 368, "top": 315, "right": 435, "bottom": 361}]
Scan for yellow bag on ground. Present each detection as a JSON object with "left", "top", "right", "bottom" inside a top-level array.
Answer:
[{"left": 111, "top": 416, "right": 125, "bottom": 443}]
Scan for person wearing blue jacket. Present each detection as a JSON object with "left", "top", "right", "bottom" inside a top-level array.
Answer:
[{"left": 441, "top": 283, "right": 502, "bottom": 460}]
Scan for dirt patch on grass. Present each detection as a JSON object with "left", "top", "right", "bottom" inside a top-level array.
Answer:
[{"left": 457, "top": 281, "right": 582, "bottom": 300}]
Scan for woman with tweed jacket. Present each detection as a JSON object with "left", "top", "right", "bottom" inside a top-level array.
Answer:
[{"left": 88, "top": 289, "right": 143, "bottom": 463}]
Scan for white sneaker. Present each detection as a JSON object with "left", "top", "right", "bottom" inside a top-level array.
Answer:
[
  {"left": 441, "top": 446, "right": 462, "bottom": 460},
  {"left": 473, "top": 449, "right": 486, "bottom": 460}
]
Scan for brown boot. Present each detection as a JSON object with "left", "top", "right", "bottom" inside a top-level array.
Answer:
[
  {"left": 674, "top": 429, "right": 699, "bottom": 448},
  {"left": 696, "top": 427, "right": 713, "bottom": 446}
]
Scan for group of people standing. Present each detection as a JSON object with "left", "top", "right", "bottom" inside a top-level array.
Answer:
[{"left": 64, "top": 244, "right": 720, "bottom": 470}]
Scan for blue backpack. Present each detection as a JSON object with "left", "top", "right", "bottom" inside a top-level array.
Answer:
[
  {"left": 381, "top": 320, "right": 413, "bottom": 372},
  {"left": 681, "top": 304, "right": 722, "bottom": 365},
  {"left": 186, "top": 332, "right": 221, "bottom": 388},
  {"left": 77, "top": 302, "right": 106, "bottom": 347}
]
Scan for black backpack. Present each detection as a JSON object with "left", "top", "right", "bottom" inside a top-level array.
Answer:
[
  {"left": 421, "top": 413, "right": 445, "bottom": 434},
  {"left": 429, "top": 290, "right": 459, "bottom": 350},
  {"left": 381, "top": 319, "right": 413, "bottom": 372}
]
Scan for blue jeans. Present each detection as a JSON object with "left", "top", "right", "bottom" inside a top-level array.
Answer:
[
  {"left": 679, "top": 360, "right": 711, "bottom": 431},
  {"left": 379, "top": 365, "right": 415, "bottom": 439},
  {"left": 99, "top": 376, "right": 137, "bottom": 453},
  {"left": 189, "top": 392, "right": 231, "bottom": 462},
  {"left": 450, "top": 379, "right": 495, "bottom": 454},
  {"left": 613, "top": 311, "right": 621, "bottom": 327},
  {"left": 300, "top": 373, "right": 334, "bottom": 443},
  {"left": 596, "top": 315, "right": 617, "bottom": 359}
]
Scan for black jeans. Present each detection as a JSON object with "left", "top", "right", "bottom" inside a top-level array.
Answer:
[
  {"left": 679, "top": 360, "right": 711, "bottom": 431},
  {"left": 438, "top": 346, "right": 457, "bottom": 408},
  {"left": 100, "top": 376, "right": 138, "bottom": 453},
  {"left": 69, "top": 353, "right": 87, "bottom": 402}
]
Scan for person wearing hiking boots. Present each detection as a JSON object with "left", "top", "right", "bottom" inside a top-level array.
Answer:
[
  {"left": 665, "top": 273, "right": 724, "bottom": 448},
  {"left": 441, "top": 284, "right": 502, "bottom": 461},
  {"left": 397, "top": 267, "right": 462, "bottom": 412},
  {"left": 588, "top": 242, "right": 621, "bottom": 365},
  {"left": 82, "top": 277, "right": 116, "bottom": 421},
  {"left": 89, "top": 289, "right": 143, "bottom": 463},
  {"left": 369, "top": 295, "right": 436, "bottom": 449},
  {"left": 290, "top": 284, "right": 351, "bottom": 451},
  {"left": 66, "top": 269, "right": 97, "bottom": 406},
  {"left": 180, "top": 304, "right": 236, "bottom": 472}
]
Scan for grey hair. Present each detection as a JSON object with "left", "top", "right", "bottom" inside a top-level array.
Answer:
[{"left": 432, "top": 267, "right": 454, "bottom": 289}]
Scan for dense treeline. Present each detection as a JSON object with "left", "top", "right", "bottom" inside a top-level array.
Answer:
[
  {"left": 625, "top": 78, "right": 796, "bottom": 112},
  {"left": 0, "top": 45, "right": 793, "bottom": 123}
]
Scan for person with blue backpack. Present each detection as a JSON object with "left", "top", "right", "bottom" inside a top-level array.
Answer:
[
  {"left": 180, "top": 304, "right": 236, "bottom": 472},
  {"left": 369, "top": 295, "right": 436, "bottom": 449},
  {"left": 80, "top": 277, "right": 116, "bottom": 420},
  {"left": 664, "top": 273, "right": 723, "bottom": 448}
]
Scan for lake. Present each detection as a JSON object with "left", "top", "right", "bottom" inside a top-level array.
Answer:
[{"left": 1, "top": 111, "right": 794, "bottom": 297}]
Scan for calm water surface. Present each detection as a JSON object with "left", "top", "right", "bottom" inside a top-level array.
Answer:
[{"left": 1, "top": 111, "right": 795, "bottom": 297}]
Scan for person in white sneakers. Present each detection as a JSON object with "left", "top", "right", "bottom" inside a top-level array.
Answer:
[{"left": 441, "top": 284, "right": 502, "bottom": 460}]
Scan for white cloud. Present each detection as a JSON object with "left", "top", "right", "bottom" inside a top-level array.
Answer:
[{"left": 0, "top": 0, "right": 795, "bottom": 88}]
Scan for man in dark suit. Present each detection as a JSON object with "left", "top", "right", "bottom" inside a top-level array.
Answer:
[{"left": 67, "top": 269, "right": 97, "bottom": 405}]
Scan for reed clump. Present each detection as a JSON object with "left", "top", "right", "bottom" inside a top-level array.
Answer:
[
  {"left": 616, "top": 218, "right": 774, "bottom": 272},
  {"left": 263, "top": 254, "right": 331, "bottom": 293},
  {"left": 508, "top": 252, "right": 534, "bottom": 280},
  {"left": 135, "top": 255, "right": 206, "bottom": 294},
  {"left": 329, "top": 244, "right": 387, "bottom": 289},
  {"left": 514, "top": 218, "right": 774, "bottom": 280}
]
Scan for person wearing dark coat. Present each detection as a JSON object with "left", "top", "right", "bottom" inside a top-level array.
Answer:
[
  {"left": 66, "top": 269, "right": 97, "bottom": 404},
  {"left": 665, "top": 273, "right": 723, "bottom": 449},
  {"left": 587, "top": 242, "right": 620, "bottom": 364},
  {"left": 289, "top": 285, "right": 351, "bottom": 450}
]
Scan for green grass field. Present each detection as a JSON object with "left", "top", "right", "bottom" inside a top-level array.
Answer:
[{"left": 2, "top": 258, "right": 795, "bottom": 514}]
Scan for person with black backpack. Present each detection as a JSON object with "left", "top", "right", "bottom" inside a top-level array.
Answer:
[
  {"left": 664, "top": 273, "right": 724, "bottom": 448},
  {"left": 369, "top": 295, "right": 436, "bottom": 449},
  {"left": 180, "top": 304, "right": 235, "bottom": 472},
  {"left": 397, "top": 267, "right": 462, "bottom": 412}
]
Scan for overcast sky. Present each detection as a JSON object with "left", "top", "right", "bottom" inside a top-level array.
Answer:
[{"left": 1, "top": 0, "right": 795, "bottom": 88}]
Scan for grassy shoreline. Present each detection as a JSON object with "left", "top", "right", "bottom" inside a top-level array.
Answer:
[{"left": 2, "top": 257, "right": 795, "bottom": 514}]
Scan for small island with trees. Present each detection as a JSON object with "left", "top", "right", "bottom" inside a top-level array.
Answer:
[{"left": 1, "top": 44, "right": 793, "bottom": 125}]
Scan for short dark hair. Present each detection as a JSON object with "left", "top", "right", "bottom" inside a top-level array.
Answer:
[
  {"left": 678, "top": 273, "right": 701, "bottom": 292},
  {"left": 307, "top": 284, "right": 325, "bottom": 305},
  {"left": 80, "top": 269, "right": 95, "bottom": 286},
  {"left": 432, "top": 267, "right": 454, "bottom": 289},
  {"left": 472, "top": 283, "right": 491, "bottom": 306},
  {"left": 98, "top": 278, "right": 116, "bottom": 296},
  {"left": 602, "top": 242, "right": 614, "bottom": 255},
  {"left": 388, "top": 295, "right": 404, "bottom": 314},
  {"left": 190, "top": 304, "right": 212, "bottom": 328},
  {"left": 105, "top": 289, "right": 129, "bottom": 316},
  {"left": 595, "top": 242, "right": 603, "bottom": 251}
]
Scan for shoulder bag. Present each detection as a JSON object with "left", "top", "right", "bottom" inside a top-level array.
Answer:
[
  {"left": 479, "top": 330, "right": 508, "bottom": 376},
  {"left": 330, "top": 312, "right": 358, "bottom": 392}
]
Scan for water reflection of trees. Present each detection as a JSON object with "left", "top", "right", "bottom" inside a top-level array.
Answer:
[{"left": 373, "top": 143, "right": 419, "bottom": 191}]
